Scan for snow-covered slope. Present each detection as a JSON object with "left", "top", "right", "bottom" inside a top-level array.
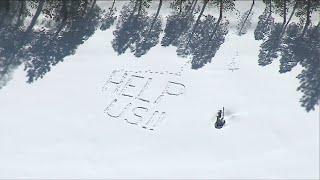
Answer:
[
  {"left": 0, "top": 27, "right": 318, "bottom": 179},
  {"left": 0, "top": 1, "right": 319, "bottom": 177}
]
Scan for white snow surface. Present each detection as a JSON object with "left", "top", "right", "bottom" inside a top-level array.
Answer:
[{"left": 0, "top": 2, "right": 319, "bottom": 178}]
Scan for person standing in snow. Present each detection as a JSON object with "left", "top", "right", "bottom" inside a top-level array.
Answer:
[{"left": 215, "top": 108, "right": 225, "bottom": 129}]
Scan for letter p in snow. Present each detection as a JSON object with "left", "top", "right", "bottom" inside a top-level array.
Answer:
[{"left": 166, "top": 81, "right": 185, "bottom": 96}]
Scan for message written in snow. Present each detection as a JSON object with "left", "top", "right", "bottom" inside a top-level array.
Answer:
[{"left": 102, "top": 69, "right": 186, "bottom": 130}]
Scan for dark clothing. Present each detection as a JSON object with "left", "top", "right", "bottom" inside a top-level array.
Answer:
[
  {"left": 215, "top": 118, "right": 225, "bottom": 129},
  {"left": 215, "top": 110, "right": 225, "bottom": 129}
]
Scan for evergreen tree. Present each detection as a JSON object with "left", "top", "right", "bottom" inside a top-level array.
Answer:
[
  {"left": 161, "top": 0, "right": 197, "bottom": 47},
  {"left": 24, "top": 0, "right": 102, "bottom": 83},
  {"left": 100, "top": 0, "right": 117, "bottom": 31},
  {"left": 236, "top": 0, "right": 255, "bottom": 36},
  {"left": 254, "top": 0, "right": 274, "bottom": 40},
  {"left": 134, "top": 0, "right": 163, "bottom": 57},
  {"left": 190, "top": 0, "right": 232, "bottom": 69},
  {"left": 296, "top": 24, "right": 320, "bottom": 111},
  {"left": 258, "top": 0, "right": 289, "bottom": 66},
  {"left": 111, "top": 0, "right": 149, "bottom": 55}
]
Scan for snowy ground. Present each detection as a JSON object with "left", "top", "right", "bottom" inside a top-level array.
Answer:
[{"left": 0, "top": 2, "right": 319, "bottom": 179}]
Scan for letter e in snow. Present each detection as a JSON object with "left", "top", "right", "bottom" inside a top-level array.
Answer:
[{"left": 121, "top": 75, "right": 144, "bottom": 98}]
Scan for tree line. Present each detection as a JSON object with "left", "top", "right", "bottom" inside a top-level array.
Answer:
[{"left": 0, "top": 0, "right": 319, "bottom": 111}]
